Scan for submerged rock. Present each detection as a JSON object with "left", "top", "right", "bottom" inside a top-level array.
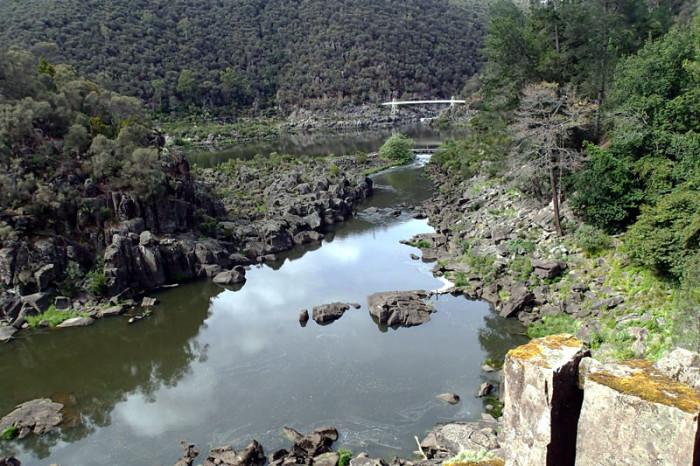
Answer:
[
  {"left": 0, "top": 326, "right": 17, "bottom": 342},
  {"left": 367, "top": 290, "right": 432, "bottom": 327},
  {"left": 0, "top": 398, "right": 63, "bottom": 439},
  {"left": 437, "top": 393, "right": 460, "bottom": 404},
  {"left": 174, "top": 442, "right": 200, "bottom": 466}
]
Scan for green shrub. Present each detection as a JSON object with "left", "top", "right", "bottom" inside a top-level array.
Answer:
[
  {"left": 338, "top": 448, "right": 352, "bottom": 466},
  {"left": 575, "top": 224, "right": 612, "bottom": 256},
  {"left": 527, "top": 314, "right": 579, "bottom": 338},
  {"left": 623, "top": 190, "right": 700, "bottom": 280},
  {"left": 354, "top": 151, "right": 368, "bottom": 164},
  {"left": 330, "top": 164, "right": 340, "bottom": 177},
  {"left": 506, "top": 238, "right": 535, "bottom": 255},
  {"left": 443, "top": 448, "right": 495, "bottom": 464},
  {"left": 379, "top": 133, "right": 415, "bottom": 164}
]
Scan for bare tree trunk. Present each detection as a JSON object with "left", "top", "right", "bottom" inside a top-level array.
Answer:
[{"left": 550, "top": 162, "right": 563, "bottom": 236}]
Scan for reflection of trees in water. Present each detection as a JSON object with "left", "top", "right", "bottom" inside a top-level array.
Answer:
[
  {"left": 478, "top": 305, "right": 529, "bottom": 365},
  {"left": 0, "top": 282, "right": 215, "bottom": 459}
]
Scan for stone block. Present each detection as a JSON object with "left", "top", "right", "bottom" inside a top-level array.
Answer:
[
  {"left": 576, "top": 357, "right": 700, "bottom": 465},
  {"left": 501, "top": 334, "right": 589, "bottom": 466}
]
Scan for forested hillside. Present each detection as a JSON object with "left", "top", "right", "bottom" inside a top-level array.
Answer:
[
  {"left": 433, "top": 0, "right": 699, "bottom": 353},
  {"left": 0, "top": 0, "right": 489, "bottom": 114}
]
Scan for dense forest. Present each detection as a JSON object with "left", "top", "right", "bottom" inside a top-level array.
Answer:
[
  {"left": 434, "top": 0, "right": 699, "bottom": 349},
  {"left": 0, "top": 0, "right": 490, "bottom": 114}
]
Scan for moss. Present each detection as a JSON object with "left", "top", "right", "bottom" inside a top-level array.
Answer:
[{"left": 589, "top": 359, "right": 700, "bottom": 414}]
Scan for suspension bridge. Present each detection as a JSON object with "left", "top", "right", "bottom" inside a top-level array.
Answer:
[{"left": 381, "top": 96, "right": 467, "bottom": 114}]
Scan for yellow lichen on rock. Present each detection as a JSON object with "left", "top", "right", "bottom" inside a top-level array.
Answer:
[
  {"left": 589, "top": 359, "right": 700, "bottom": 414},
  {"left": 507, "top": 334, "right": 584, "bottom": 367}
]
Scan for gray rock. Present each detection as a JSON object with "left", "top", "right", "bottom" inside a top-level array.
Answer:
[
  {"left": 531, "top": 259, "right": 566, "bottom": 279},
  {"left": 293, "top": 231, "right": 325, "bottom": 245},
  {"left": 54, "top": 296, "right": 72, "bottom": 311},
  {"left": 350, "top": 457, "right": 389, "bottom": 466},
  {"left": 0, "top": 457, "right": 21, "bottom": 466},
  {"left": 299, "top": 310, "right": 309, "bottom": 324},
  {"left": 34, "top": 264, "right": 56, "bottom": 291},
  {"left": 20, "top": 292, "right": 52, "bottom": 314},
  {"left": 57, "top": 317, "right": 95, "bottom": 328},
  {"left": 367, "top": 290, "right": 433, "bottom": 327},
  {"left": 141, "top": 297, "right": 157, "bottom": 307},
  {"left": 175, "top": 442, "right": 200, "bottom": 466},
  {"left": 499, "top": 287, "right": 534, "bottom": 318},
  {"left": 312, "top": 302, "right": 350, "bottom": 324},
  {"left": 213, "top": 266, "right": 247, "bottom": 286},
  {"left": 101, "top": 305, "right": 125, "bottom": 317},
  {"left": 410, "top": 253, "right": 419, "bottom": 260},
  {"left": 420, "top": 420, "right": 501, "bottom": 459},
  {"left": 204, "top": 440, "right": 265, "bottom": 466},
  {"left": 477, "top": 382, "right": 493, "bottom": 397},
  {"left": 655, "top": 348, "right": 700, "bottom": 391},
  {"left": 313, "top": 452, "right": 339, "bottom": 466},
  {"left": 0, "top": 398, "right": 63, "bottom": 439},
  {"left": 437, "top": 393, "right": 460, "bottom": 404},
  {"left": 0, "top": 326, "right": 17, "bottom": 342}
]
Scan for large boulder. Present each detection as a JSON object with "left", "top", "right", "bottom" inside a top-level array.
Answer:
[
  {"left": 576, "top": 357, "right": 700, "bottom": 465},
  {"left": 654, "top": 348, "right": 700, "bottom": 391},
  {"left": 501, "top": 335, "right": 589, "bottom": 466},
  {"left": 499, "top": 287, "right": 534, "bottom": 318},
  {"left": 420, "top": 419, "right": 501, "bottom": 460},
  {"left": 531, "top": 259, "right": 567, "bottom": 279},
  {"left": 0, "top": 398, "right": 63, "bottom": 439},
  {"left": 312, "top": 302, "right": 350, "bottom": 324},
  {"left": 367, "top": 290, "right": 433, "bottom": 327},
  {"left": 213, "top": 266, "right": 247, "bottom": 286},
  {"left": 57, "top": 317, "right": 95, "bottom": 328}
]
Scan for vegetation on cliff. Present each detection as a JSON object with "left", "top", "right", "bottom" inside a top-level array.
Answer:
[
  {"left": 433, "top": 0, "right": 699, "bottom": 356},
  {"left": 0, "top": 0, "right": 490, "bottom": 114}
]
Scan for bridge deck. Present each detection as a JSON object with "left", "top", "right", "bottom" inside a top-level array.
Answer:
[{"left": 381, "top": 99, "right": 466, "bottom": 106}]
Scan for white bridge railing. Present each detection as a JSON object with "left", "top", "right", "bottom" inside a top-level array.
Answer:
[{"left": 381, "top": 97, "right": 466, "bottom": 114}]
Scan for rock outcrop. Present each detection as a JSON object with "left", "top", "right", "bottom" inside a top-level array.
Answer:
[
  {"left": 367, "top": 290, "right": 433, "bottom": 327},
  {"left": 501, "top": 335, "right": 589, "bottom": 466}
]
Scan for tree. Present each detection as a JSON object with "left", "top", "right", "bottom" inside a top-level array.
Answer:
[
  {"left": 379, "top": 133, "right": 415, "bottom": 164},
  {"left": 511, "top": 82, "right": 594, "bottom": 235}
]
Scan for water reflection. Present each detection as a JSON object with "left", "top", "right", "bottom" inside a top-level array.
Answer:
[
  {"left": 0, "top": 164, "right": 526, "bottom": 465},
  {"left": 189, "top": 123, "right": 469, "bottom": 167}
]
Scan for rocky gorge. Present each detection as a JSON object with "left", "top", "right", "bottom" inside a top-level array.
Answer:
[{"left": 0, "top": 149, "right": 381, "bottom": 339}]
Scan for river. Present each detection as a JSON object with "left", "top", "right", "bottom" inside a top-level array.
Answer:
[{"left": 0, "top": 125, "right": 526, "bottom": 465}]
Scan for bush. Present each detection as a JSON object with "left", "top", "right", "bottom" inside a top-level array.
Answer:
[
  {"left": 354, "top": 151, "right": 368, "bottom": 164},
  {"left": 575, "top": 224, "right": 612, "bottom": 256},
  {"left": 624, "top": 190, "right": 700, "bottom": 279},
  {"left": 379, "top": 133, "right": 415, "bottom": 164},
  {"left": 338, "top": 448, "right": 352, "bottom": 466}
]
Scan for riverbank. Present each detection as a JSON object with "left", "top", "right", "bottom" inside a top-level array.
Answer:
[{"left": 414, "top": 164, "right": 677, "bottom": 362}]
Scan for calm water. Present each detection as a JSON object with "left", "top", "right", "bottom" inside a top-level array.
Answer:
[
  {"left": 0, "top": 144, "right": 526, "bottom": 465},
  {"left": 188, "top": 123, "right": 468, "bottom": 168}
]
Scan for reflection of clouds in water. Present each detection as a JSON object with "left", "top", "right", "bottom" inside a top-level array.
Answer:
[
  {"left": 320, "top": 240, "right": 361, "bottom": 264},
  {"left": 113, "top": 365, "right": 218, "bottom": 437}
]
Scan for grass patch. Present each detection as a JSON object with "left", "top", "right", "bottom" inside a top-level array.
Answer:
[
  {"left": 483, "top": 395, "right": 504, "bottom": 418},
  {"left": 25, "top": 305, "right": 90, "bottom": 328},
  {"left": 527, "top": 314, "right": 579, "bottom": 339}
]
